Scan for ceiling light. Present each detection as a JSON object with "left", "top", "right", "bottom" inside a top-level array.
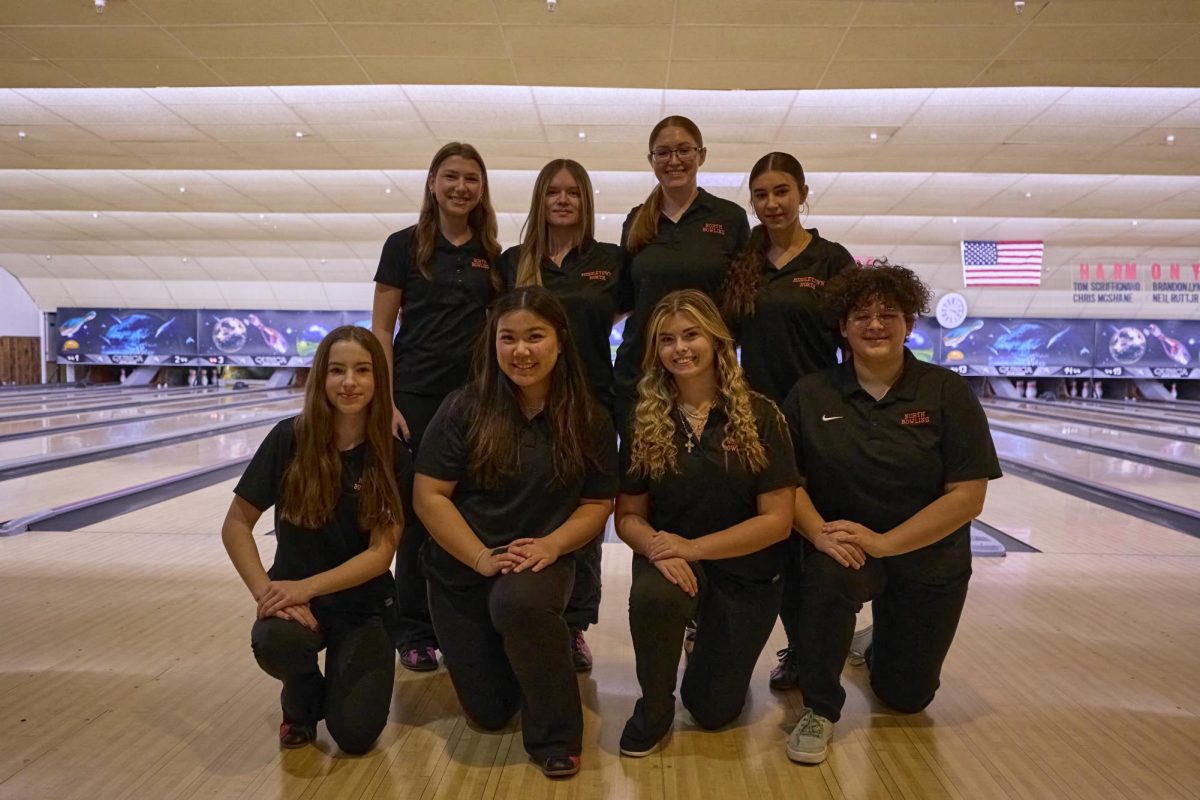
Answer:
[
  {"left": 1166, "top": 134, "right": 1176, "bottom": 145},
  {"left": 45, "top": 255, "right": 52, "bottom": 261},
  {"left": 594, "top": 189, "right": 600, "bottom": 194},
  {"left": 868, "top": 131, "right": 878, "bottom": 142},
  {"left": 182, "top": 257, "right": 189, "bottom": 262},
  {"left": 1014, "top": 0, "right": 1024, "bottom": 13},
  {"left": 546, "top": 0, "right": 557, "bottom": 11},
  {"left": 91, "top": 212, "right": 99, "bottom": 219},
  {"left": 94, "top": 0, "right": 106, "bottom": 13},
  {"left": 295, "top": 131, "right": 306, "bottom": 139},
  {"left": 1023, "top": 192, "right": 1032, "bottom": 198},
  {"left": 578, "top": 131, "right": 587, "bottom": 140},
  {"left": 952, "top": 217, "right": 958, "bottom": 223},
  {"left": 600, "top": 215, "right": 607, "bottom": 221},
  {"left": 384, "top": 187, "right": 393, "bottom": 194},
  {"left": 258, "top": 213, "right": 265, "bottom": 220},
  {"left": 17, "top": 131, "right": 27, "bottom": 140},
  {"left": 320, "top": 258, "right": 327, "bottom": 264},
  {"left": 178, "top": 186, "right": 187, "bottom": 193},
  {"left": 1131, "top": 220, "right": 1139, "bottom": 226}
]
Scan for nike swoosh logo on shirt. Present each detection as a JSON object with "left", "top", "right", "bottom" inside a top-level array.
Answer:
[{"left": 822, "top": 414, "right": 844, "bottom": 422}]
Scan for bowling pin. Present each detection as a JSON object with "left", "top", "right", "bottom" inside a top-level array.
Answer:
[
  {"left": 1170, "top": 382, "right": 1178, "bottom": 400},
  {"left": 1025, "top": 380, "right": 1037, "bottom": 399},
  {"left": 1015, "top": 380, "right": 1025, "bottom": 396},
  {"left": 1095, "top": 381, "right": 1103, "bottom": 399}
]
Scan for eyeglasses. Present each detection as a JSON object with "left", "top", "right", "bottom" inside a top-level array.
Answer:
[
  {"left": 649, "top": 144, "right": 702, "bottom": 162},
  {"left": 847, "top": 309, "right": 905, "bottom": 327}
]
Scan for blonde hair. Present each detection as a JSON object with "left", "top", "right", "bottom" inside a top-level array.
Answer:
[
  {"left": 515, "top": 159, "right": 596, "bottom": 288},
  {"left": 628, "top": 290, "right": 769, "bottom": 481},
  {"left": 625, "top": 116, "right": 704, "bottom": 255}
]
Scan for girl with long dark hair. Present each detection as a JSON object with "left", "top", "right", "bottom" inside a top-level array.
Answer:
[
  {"left": 611, "top": 116, "right": 750, "bottom": 430},
  {"left": 499, "top": 158, "right": 626, "bottom": 671},
  {"left": 221, "top": 325, "right": 408, "bottom": 754},
  {"left": 720, "top": 151, "right": 855, "bottom": 691},
  {"left": 413, "top": 287, "right": 618, "bottom": 778},
  {"left": 370, "top": 141, "right": 502, "bottom": 671},
  {"left": 615, "top": 290, "right": 797, "bottom": 758}
]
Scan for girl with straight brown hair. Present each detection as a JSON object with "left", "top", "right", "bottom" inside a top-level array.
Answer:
[
  {"left": 221, "top": 325, "right": 410, "bottom": 754},
  {"left": 499, "top": 158, "right": 626, "bottom": 670},
  {"left": 371, "top": 141, "right": 502, "bottom": 671},
  {"left": 611, "top": 116, "right": 750, "bottom": 431}
]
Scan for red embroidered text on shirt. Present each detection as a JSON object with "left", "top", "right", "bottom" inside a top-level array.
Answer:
[
  {"left": 792, "top": 276, "right": 824, "bottom": 289},
  {"left": 900, "top": 411, "right": 930, "bottom": 426},
  {"left": 581, "top": 270, "right": 612, "bottom": 281},
  {"left": 471, "top": 258, "right": 490, "bottom": 270},
  {"left": 721, "top": 437, "right": 740, "bottom": 452},
  {"left": 702, "top": 222, "right": 726, "bottom": 235}
]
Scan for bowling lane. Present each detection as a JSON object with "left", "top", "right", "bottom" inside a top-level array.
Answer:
[
  {"left": 1050, "top": 397, "right": 1200, "bottom": 424},
  {"left": 0, "top": 389, "right": 298, "bottom": 439},
  {"left": 992, "top": 430, "right": 1199, "bottom": 512},
  {"left": 984, "top": 398, "right": 1200, "bottom": 440},
  {"left": 0, "top": 422, "right": 278, "bottom": 523},
  {"left": 78, "top": 477, "right": 274, "bottom": 536},
  {"left": 0, "top": 386, "right": 226, "bottom": 418},
  {"left": 985, "top": 407, "right": 1200, "bottom": 471},
  {"left": 0, "top": 396, "right": 301, "bottom": 471}
]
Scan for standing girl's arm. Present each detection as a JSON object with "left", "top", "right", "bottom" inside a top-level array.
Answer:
[
  {"left": 257, "top": 521, "right": 400, "bottom": 618},
  {"left": 370, "top": 282, "right": 407, "bottom": 440}
]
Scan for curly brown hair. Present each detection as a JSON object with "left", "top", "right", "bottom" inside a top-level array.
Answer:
[{"left": 821, "top": 258, "right": 932, "bottom": 328}]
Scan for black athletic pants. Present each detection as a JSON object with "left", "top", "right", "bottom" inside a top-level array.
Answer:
[
  {"left": 250, "top": 614, "right": 395, "bottom": 755},
  {"left": 625, "top": 556, "right": 782, "bottom": 742},
  {"left": 778, "top": 533, "right": 806, "bottom": 649},
  {"left": 795, "top": 536, "right": 972, "bottom": 722},
  {"left": 392, "top": 390, "right": 445, "bottom": 650},
  {"left": 427, "top": 559, "right": 581, "bottom": 761}
]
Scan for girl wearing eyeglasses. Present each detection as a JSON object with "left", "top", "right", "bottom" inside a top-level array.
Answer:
[{"left": 612, "top": 116, "right": 750, "bottom": 432}]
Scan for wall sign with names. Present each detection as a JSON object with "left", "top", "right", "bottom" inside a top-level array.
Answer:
[{"left": 1073, "top": 263, "right": 1200, "bottom": 305}]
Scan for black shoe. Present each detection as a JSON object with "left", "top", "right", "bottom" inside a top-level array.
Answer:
[
  {"left": 399, "top": 644, "right": 439, "bottom": 672},
  {"left": 769, "top": 647, "right": 799, "bottom": 691},
  {"left": 619, "top": 715, "right": 670, "bottom": 758},
  {"left": 278, "top": 721, "right": 315, "bottom": 749},
  {"left": 570, "top": 628, "right": 593, "bottom": 672},
  {"left": 536, "top": 754, "right": 580, "bottom": 778}
]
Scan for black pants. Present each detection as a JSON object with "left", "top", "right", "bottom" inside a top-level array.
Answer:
[
  {"left": 250, "top": 614, "right": 395, "bottom": 755},
  {"left": 795, "top": 536, "right": 972, "bottom": 722},
  {"left": 427, "top": 559, "right": 581, "bottom": 761},
  {"left": 625, "top": 556, "right": 782, "bottom": 740},
  {"left": 392, "top": 390, "right": 446, "bottom": 650},
  {"left": 565, "top": 536, "right": 602, "bottom": 631},
  {"left": 778, "top": 533, "right": 806, "bottom": 648}
]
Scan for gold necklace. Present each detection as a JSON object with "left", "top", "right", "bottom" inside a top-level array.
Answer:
[{"left": 678, "top": 405, "right": 707, "bottom": 453}]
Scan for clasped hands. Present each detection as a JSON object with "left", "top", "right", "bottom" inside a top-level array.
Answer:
[
  {"left": 817, "top": 520, "right": 890, "bottom": 566},
  {"left": 255, "top": 579, "right": 319, "bottom": 632},
  {"left": 475, "top": 537, "right": 563, "bottom": 577}
]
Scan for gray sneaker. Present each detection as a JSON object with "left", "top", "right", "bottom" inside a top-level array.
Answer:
[
  {"left": 786, "top": 708, "right": 834, "bottom": 764},
  {"left": 847, "top": 624, "right": 873, "bottom": 667}
]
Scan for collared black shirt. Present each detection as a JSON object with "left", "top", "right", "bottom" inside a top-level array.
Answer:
[
  {"left": 620, "top": 394, "right": 798, "bottom": 583},
  {"left": 373, "top": 225, "right": 496, "bottom": 397},
  {"left": 612, "top": 188, "right": 750, "bottom": 399},
  {"left": 782, "top": 349, "right": 1001, "bottom": 549},
  {"left": 234, "top": 417, "right": 413, "bottom": 621},
  {"left": 737, "top": 230, "right": 854, "bottom": 405},
  {"left": 416, "top": 387, "right": 620, "bottom": 586},
  {"left": 499, "top": 239, "right": 626, "bottom": 409}
]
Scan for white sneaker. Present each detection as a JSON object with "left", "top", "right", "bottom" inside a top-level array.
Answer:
[
  {"left": 847, "top": 624, "right": 873, "bottom": 667},
  {"left": 786, "top": 708, "right": 834, "bottom": 764}
]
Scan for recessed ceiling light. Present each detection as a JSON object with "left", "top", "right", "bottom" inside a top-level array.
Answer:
[
  {"left": 91, "top": 212, "right": 99, "bottom": 219},
  {"left": 258, "top": 213, "right": 265, "bottom": 220},
  {"left": 594, "top": 189, "right": 600, "bottom": 195},
  {"left": 868, "top": 131, "right": 878, "bottom": 142},
  {"left": 952, "top": 217, "right": 958, "bottom": 223},
  {"left": 1023, "top": 192, "right": 1032, "bottom": 198},
  {"left": 384, "top": 187, "right": 393, "bottom": 194},
  {"left": 578, "top": 131, "right": 587, "bottom": 140},
  {"left": 17, "top": 131, "right": 27, "bottom": 140},
  {"left": 1166, "top": 134, "right": 1176, "bottom": 145},
  {"left": 1131, "top": 220, "right": 1139, "bottom": 226},
  {"left": 320, "top": 258, "right": 327, "bottom": 264},
  {"left": 294, "top": 131, "right": 306, "bottom": 139},
  {"left": 600, "top": 215, "right": 607, "bottom": 221},
  {"left": 547, "top": 0, "right": 557, "bottom": 11},
  {"left": 178, "top": 186, "right": 187, "bottom": 193},
  {"left": 45, "top": 255, "right": 52, "bottom": 261},
  {"left": 182, "top": 257, "right": 189, "bottom": 262}
]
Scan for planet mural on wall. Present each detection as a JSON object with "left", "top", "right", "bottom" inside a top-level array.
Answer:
[
  {"left": 295, "top": 324, "right": 329, "bottom": 357},
  {"left": 212, "top": 316, "right": 249, "bottom": 354},
  {"left": 1108, "top": 326, "right": 1146, "bottom": 365}
]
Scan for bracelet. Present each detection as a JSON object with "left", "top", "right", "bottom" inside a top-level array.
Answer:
[{"left": 472, "top": 546, "right": 489, "bottom": 573}]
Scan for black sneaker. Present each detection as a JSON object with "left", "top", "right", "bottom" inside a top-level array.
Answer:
[
  {"left": 278, "top": 721, "right": 315, "bottom": 749},
  {"left": 536, "top": 754, "right": 580, "bottom": 778},
  {"left": 399, "top": 644, "right": 438, "bottom": 672},
  {"left": 619, "top": 716, "right": 670, "bottom": 758},
  {"left": 570, "top": 628, "right": 593, "bottom": 672},
  {"left": 769, "top": 647, "right": 799, "bottom": 691}
]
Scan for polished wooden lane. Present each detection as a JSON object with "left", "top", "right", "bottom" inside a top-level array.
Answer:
[
  {"left": 1, "top": 507, "right": 1197, "bottom": 799},
  {"left": 0, "top": 386, "right": 219, "bottom": 418}
]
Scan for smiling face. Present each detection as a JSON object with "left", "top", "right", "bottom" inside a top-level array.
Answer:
[
  {"left": 656, "top": 311, "right": 715, "bottom": 381},
  {"left": 428, "top": 154, "right": 483, "bottom": 222},
  {"left": 544, "top": 167, "right": 583, "bottom": 231},
  {"left": 496, "top": 309, "right": 560, "bottom": 399},
  {"left": 324, "top": 339, "right": 375, "bottom": 417},
  {"left": 839, "top": 297, "right": 914, "bottom": 364},
  {"left": 648, "top": 125, "right": 705, "bottom": 192},
  {"left": 750, "top": 169, "right": 808, "bottom": 231}
]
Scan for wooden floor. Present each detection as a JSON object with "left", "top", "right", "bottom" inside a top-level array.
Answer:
[{"left": 2, "top": 484, "right": 1199, "bottom": 799}]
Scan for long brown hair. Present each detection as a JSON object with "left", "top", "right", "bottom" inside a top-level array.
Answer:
[
  {"left": 629, "top": 290, "right": 771, "bottom": 481},
  {"left": 280, "top": 325, "right": 402, "bottom": 531},
  {"left": 625, "top": 116, "right": 704, "bottom": 255},
  {"left": 722, "top": 152, "right": 807, "bottom": 321},
  {"left": 413, "top": 142, "right": 503, "bottom": 291},
  {"left": 465, "top": 287, "right": 600, "bottom": 488},
  {"left": 515, "top": 159, "right": 596, "bottom": 287}
]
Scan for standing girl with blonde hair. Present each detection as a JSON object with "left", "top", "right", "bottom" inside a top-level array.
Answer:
[
  {"left": 499, "top": 158, "right": 626, "bottom": 670},
  {"left": 615, "top": 290, "right": 797, "bottom": 757}
]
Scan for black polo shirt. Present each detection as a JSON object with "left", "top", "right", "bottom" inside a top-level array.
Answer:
[
  {"left": 782, "top": 349, "right": 1001, "bottom": 549},
  {"left": 499, "top": 239, "right": 626, "bottom": 409},
  {"left": 234, "top": 416, "right": 413, "bottom": 622},
  {"left": 612, "top": 188, "right": 750, "bottom": 399},
  {"left": 738, "top": 230, "right": 854, "bottom": 405},
  {"left": 620, "top": 394, "right": 798, "bottom": 583},
  {"left": 416, "top": 387, "right": 620, "bottom": 586},
  {"left": 373, "top": 225, "right": 496, "bottom": 397}
]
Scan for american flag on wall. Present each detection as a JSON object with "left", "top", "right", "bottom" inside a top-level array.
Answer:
[{"left": 961, "top": 240, "right": 1044, "bottom": 287}]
